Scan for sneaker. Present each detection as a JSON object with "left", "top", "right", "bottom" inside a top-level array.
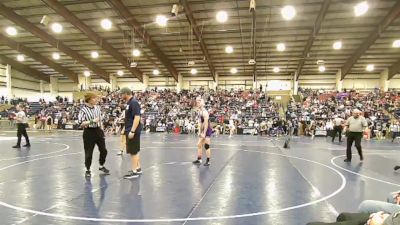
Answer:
[
  {"left": 99, "top": 167, "right": 110, "bottom": 175},
  {"left": 12, "top": 145, "right": 21, "bottom": 148},
  {"left": 192, "top": 159, "right": 202, "bottom": 164},
  {"left": 123, "top": 171, "right": 139, "bottom": 179},
  {"left": 360, "top": 156, "right": 364, "bottom": 162},
  {"left": 344, "top": 159, "right": 351, "bottom": 162},
  {"left": 204, "top": 161, "right": 211, "bottom": 166},
  {"left": 85, "top": 170, "right": 91, "bottom": 177},
  {"left": 23, "top": 144, "right": 31, "bottom": 147},
  {"left": 117, "top": 151, "right": 123, "bottom": 156},
  {"left": 136, "top": 168, "right": 143, "bottom": 174},
  {"left": 394, "top": 166, "right": 400, "bottom": 171}
]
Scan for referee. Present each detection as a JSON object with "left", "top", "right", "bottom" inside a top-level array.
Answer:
[
  {"left": 120, "top": 87, "right": 142, "bottom": 179},
  {"left": 344, "top": 109, "right": 367, "bottom": 163},
  {"left": 332, "top": 115, "right": 344, "bottom": 143},
  {"left": 78, "top": 93, "right": 110, "bottom": 177},
  {"left": 12, "top": 104, "right": 30, "bottom": 148}
]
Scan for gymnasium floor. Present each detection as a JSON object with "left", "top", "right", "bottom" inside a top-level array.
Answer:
[{"left": 0, "top": 130, "right": 399, "bottom": 225}]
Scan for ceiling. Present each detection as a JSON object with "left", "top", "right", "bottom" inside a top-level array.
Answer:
[{"left": 0, "top": 0, "right": 398, "bottom": 84}]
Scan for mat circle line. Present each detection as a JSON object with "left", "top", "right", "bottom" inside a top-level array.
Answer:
[
  {"left": 331, "top": 152, "right": 400, "bottom": 187},
  {"left": 0, "top": 143, "right": 346, "bottom": 223}
]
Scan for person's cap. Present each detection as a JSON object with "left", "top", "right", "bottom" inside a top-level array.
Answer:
[
  {"left": 120, "top": 87, "right": 132, "bottom": 95},
  {"left": 353, "top": 109, "right": 361, "bottom": 114}
]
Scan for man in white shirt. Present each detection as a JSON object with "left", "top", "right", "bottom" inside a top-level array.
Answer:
[
  {"left": 13, "top": 104, "right": 30, "bottom": 148},
  {"left": 332, "top": 115, "right": 344, "bottom": 143},
  {"left": 390, "top": 121, "right": 400, "bottom": 142},
  {"left": 344, "top": 109, "right": 367, "bottom": 162}
]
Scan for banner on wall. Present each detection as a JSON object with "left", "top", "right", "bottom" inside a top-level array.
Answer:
[{"left": 266, "top": 80, "right": 291, "bottom": 91}]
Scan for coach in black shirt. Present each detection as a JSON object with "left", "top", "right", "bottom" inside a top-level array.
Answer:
[
  {"left": 120, "top": 87, "right": 143, "bottom": 179},
  {"left": 78, "top": 93, "right": 110, "bottom": 177}
]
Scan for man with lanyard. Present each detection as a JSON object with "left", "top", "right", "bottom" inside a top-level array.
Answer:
[
  {"left": 192, "top": 97, "right": 212, "bottom": 166},
  {"left": 120, "top": 87, "right": 143, "bottom": 179},
  {"left": 78, "top": 93, "right": 110, "bottom": 177},
  {"left": 12, "top": 104, "right": 30, "bottom": 148}
]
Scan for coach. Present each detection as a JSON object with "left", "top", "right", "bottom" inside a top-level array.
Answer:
[{"left": 120, "top": 87, "right": 143, "bottom": 179}]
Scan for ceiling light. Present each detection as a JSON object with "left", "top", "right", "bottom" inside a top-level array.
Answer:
[
  {"left": 132, "top": 49, "right": 141, "bottom": 57},
  {"left": 16, "top": 54, "right": 24, "bottom": 62},
  {"left": 333, "top": 41, "right": 342, "bottom": 50},
  {"left": 230, "top": 68, "right": 237, "bottom": 74},
  {"left": 190, "top": 68, "right": 198, "bottom": 75},
  {"left": 354, "top": 1, "right": 369, "bottom": 17},
  {"left": 392, "top": 40, "right": 400, "bottom": 48},
  {"left": 52, "top": 52, "right": 60, "bottom": 60},
  {"left": 273, "top": 67, "right": 280, "bottom": 73},
  {"left": 51, "top": 22, "right": 63, "bottom": 33},
  {"left": 117, "top": 70, "right": 124, "bottom": 76},
  {"left": 153, "top": 69, "right": 160, "bottom": 75},
  {"left": 281, "top": 5, "right": 296, "bottom": 20},
  {"left": 83, "top": 71, "right": 91, "bottom": 77},
  {"left": 225, "top": 45, "right": 234, "bottom": 54},
  {"left": 277, "top": 43, "right": 286, "bottom": 52},
  {"left": 216, "top": 11, "right": 228, "bottom": 23},
  {"left": 5, "top": 26, "right": 17, "bottom": 36},
  {"left": 156, "top": 15, "right": 168, "bottom": 27},
  {"left": 91, "top": 51, "right": 99, "bottom": 59},
  {"left": 366, "top": 64, "right": 374, "bottom": 71},
  {"left": 318, "top": 65, "right": 326, "bottom": 72},
  {"left": 100, "top": 18, "right": 112, "bottom": 30}
]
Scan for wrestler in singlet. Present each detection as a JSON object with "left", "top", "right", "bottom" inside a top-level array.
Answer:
[{"left": 193, "top": 97, "right": 212, "bottom": 166}]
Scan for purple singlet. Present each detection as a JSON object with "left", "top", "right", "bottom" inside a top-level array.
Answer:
[{"left": 200, "top": 114, "right": 213, "bottom": 137}]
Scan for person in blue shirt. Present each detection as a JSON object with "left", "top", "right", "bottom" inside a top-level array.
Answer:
[{"left": 120, "top": 87, "right": 143, "bottom": 179}]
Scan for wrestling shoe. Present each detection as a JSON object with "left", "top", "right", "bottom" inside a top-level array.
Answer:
[
  {"left": 123, "top": 171, "right": 139, "bottom": 179},
  {"left": 99, "top": 166, "right": 110, "bottom": 175},
  {"left": 192, "top": 159, "right": 202, "bottom": 164}
]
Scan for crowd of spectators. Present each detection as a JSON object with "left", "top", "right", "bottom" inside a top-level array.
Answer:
[
  {"left": 1, "top": 88, "right": 287, "bottom": 135},
  {"left": 1, "top": 88, "right": 400, "bottom": 140},
  {"left": 287, "top": 88, "right": 400, "bottom": 140}
]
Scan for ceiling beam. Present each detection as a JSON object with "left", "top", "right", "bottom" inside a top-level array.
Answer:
[
  {"left": 341, "top": 0, "right": 400, "bottom": 80},
  {"left": 106, "top": 0, "right": 177, "bottom": 81},
  {"left": 43, "top": 0, "right": 143, "bottom": 82},
  {"left": 295, "top": 0, "right": 331, "bottom": 81},
  {"left": 251, "top": 8, "right": 256, "bottom": 82},
  {"left": 0, "top": 2, "right": 110, "bottom": 82},
  {"left": 0, "top": 55, "right": 50, "bottom": 83},
  {"left": 0, "top": 33, "right": 79, "bottom": 83},
  {"left": 388, "top": 59, "right": 400, "bottom": 80},
  {"left": 180, "top": 0, "right": 216, "bottom": 81}
]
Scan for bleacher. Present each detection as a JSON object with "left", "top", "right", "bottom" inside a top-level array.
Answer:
[
  {"left": 394, "top": 109, "right": 400, "bottom": 119},
  {"left": 28, "top": 102, "right": 42, "bottom": 115}
]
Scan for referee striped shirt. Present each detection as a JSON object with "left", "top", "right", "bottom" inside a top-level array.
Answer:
[{"left": 78, "top": 104, "right": 102, "bottom": 128}]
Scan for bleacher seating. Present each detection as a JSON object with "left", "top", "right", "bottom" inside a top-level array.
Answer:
[{"left": 29, "top": 102, "right": 42, "bottom": 115}]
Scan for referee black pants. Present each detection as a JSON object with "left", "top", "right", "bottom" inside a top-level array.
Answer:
[
  {"left": 16, "top": 123, "right": 30, "bottom": 146},
  {"left": 346, "top": 132, "right": 363, "bottom": 161},
  {"left": 332, "top": 126, "right": 342, "bottom": 142},
  {"left": 83, "top": 128, "right": 107, "bottom": 170}
]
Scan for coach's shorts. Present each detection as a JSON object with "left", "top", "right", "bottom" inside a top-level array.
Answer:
[{"left": 126, "top": 133, "right": 140, "bottom": 155}]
